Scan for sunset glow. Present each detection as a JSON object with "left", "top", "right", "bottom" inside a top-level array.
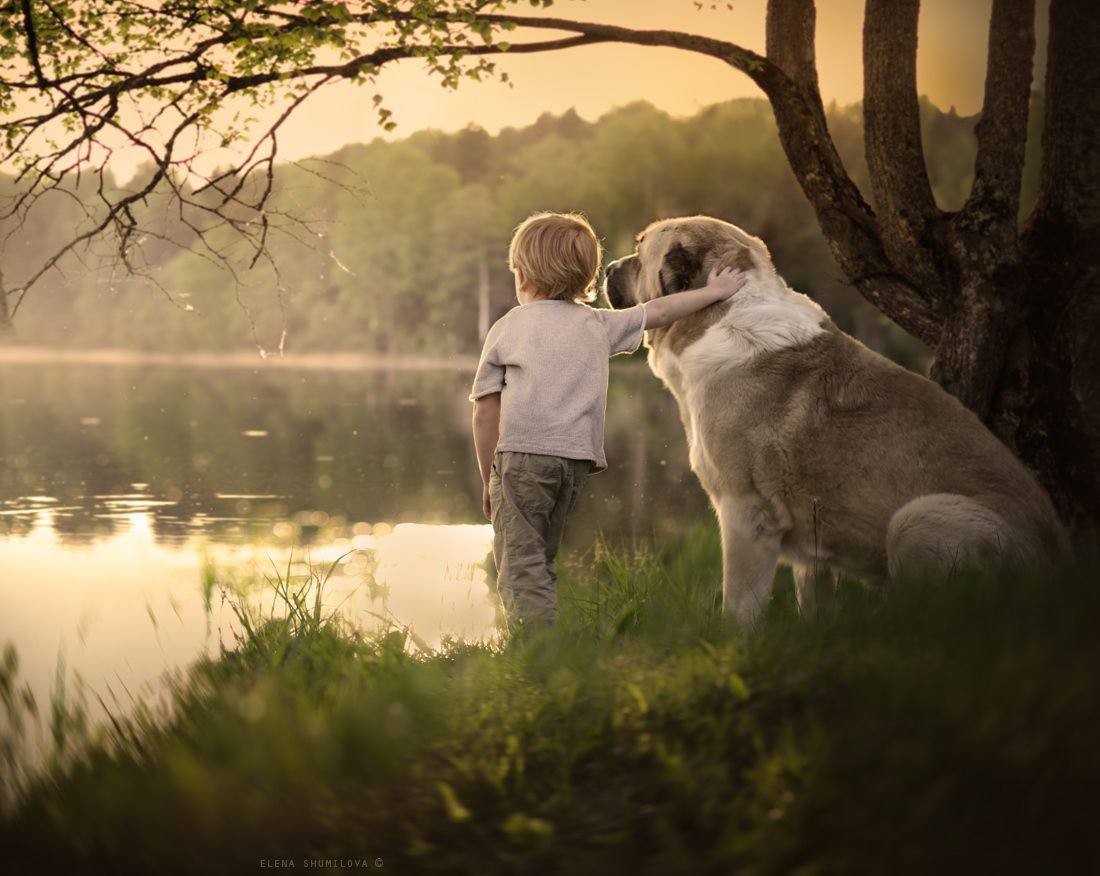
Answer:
[{"left": 65, "top": 0, "right": 1050, "bottom": 183}]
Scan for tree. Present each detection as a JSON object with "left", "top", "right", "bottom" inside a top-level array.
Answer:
[{"left": 1, "top": 0, "right": 1096, "bottom": 527}]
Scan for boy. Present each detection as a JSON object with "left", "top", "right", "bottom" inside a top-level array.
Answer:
[{"left": 470, "top": 212, "right": 745, "bottom": 631}]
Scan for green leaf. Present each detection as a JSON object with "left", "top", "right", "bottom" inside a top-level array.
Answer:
[{"left": 436, "top": 782, "right": 471, "bottom": 822}]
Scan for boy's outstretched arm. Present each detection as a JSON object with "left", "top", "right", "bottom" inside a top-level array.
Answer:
[
  {"left": 472, "top": 393, "right": 501, "bottom": 520},
  {"left": 642, "top": 267, "right": 746, "bottom": 329}
]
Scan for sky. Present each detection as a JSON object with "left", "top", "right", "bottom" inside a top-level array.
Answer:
[
  {"left": 34, "top": 0, "right": 1044, "bottom": 183},
  {"left": 252, "top": 0, "right": 1049, "bottom": 168}
]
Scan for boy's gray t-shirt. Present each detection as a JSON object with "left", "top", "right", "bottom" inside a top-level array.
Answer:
[{"left": 469, "top": 300, "right": 647, "bottom": 471}]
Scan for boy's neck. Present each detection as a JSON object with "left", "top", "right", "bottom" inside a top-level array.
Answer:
[
  {"left": 518, "top": 290, "right": 585, "bottom": 306},
  {"left": 518, "top": 289, "right": 553, "bottom": 305}
]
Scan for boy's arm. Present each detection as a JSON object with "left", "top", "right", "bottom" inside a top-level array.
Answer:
[
  {"left": 641, "top": 267, "right": 746, "bottom": 330},
  {"left": 472, "top": 393, "right": 501, "bottom": 519}
]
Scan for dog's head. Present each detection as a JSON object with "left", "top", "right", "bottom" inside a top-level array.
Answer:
[{"left": 604, "top": 216, "right": 772, "bottom": 309}]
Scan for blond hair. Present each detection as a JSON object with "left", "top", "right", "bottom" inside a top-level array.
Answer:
[{"left": 508, "top": 212, "right": 602, "bottom": 301}]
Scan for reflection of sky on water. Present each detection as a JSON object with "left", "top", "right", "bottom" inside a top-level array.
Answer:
[
  {"left": 0, "top": 360, "right": 707, "bottom": 744},
  {"left": 0, "top": 504, "right": 497, "bottom": 736},
  {"left": 0, "top": 361, "right": 705, "bottom": 547}
]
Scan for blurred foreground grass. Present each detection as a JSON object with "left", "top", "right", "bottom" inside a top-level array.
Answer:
[{"left": 2, "top": 525, "right": 1099, "bottom": 874}]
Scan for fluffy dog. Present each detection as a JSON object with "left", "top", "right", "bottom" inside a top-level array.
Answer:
[{"left": 605, "top": 216, "right": 1067, "bottom": 620}]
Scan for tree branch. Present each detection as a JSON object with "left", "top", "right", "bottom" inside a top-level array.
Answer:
[
  {"left": 20, "top": 0, "right": 48, "bottom": 87},
  {"left": 932, "top": 0, "right": 1037, "bottom": 420},
  {"left": 765, "top": 0, "right": 818, "bottom": 95},
  {"left": 862, "top": 0, "right": 944, "bottom": 296},
  {"left": 473, "top": 12, "right": 772, "bottom": 84},
  {"left": 1025, "top": 0, "right": 1100, "bottom": 256},
  {"left": 766, "top": 0, "right": 942, "bottom": 344},
  {"left": 961, "top": 0, "right": 1035, "bottom": 234}
]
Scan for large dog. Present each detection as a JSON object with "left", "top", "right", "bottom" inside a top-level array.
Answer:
[{"left": 605, "top": 216, "right": 1067, "bottom": 621}]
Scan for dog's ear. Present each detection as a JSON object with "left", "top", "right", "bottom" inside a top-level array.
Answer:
[
  {"left": 709, "top": 243, "right": 757, "bottom": 274},
  {"left": 660, "top": 242, "right": 702, "bottom": 294}
]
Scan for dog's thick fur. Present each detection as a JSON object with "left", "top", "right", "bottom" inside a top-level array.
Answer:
[{"left": 605, "top": 216, "right": 1067, "bottom": 620}]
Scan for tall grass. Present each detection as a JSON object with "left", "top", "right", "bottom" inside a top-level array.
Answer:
[{"left": 1, "top": 525, "right": 1098, "bottom": 874}]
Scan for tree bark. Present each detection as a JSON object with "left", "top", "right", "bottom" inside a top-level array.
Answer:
[
  {"left": 965, "top": 0, "right": 1036, "bottom": 230},
  {"left": 931, "top": 0, "right": 1036, "bottom": 419},
  {"left": 863, "top": 0, "right": 944, "bottom": 294},
  {"left": 1001, "top": 0, "right": 1100, "bottom": 528},
  {"left": 763, "top": 0, "right": 944, "bottom": 345}
]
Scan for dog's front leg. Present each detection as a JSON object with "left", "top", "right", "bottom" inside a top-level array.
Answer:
[
  {"left": 793, "top": 563, "right": 836, "bottom": 617},
  {"left": 716, "top": 497, "right": 781, "bottom": 624}
]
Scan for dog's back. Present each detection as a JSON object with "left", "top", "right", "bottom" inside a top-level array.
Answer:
[{"left": 727, "top": 322, "right": 1067, "bottom": 576}]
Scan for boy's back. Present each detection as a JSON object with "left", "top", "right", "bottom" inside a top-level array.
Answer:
[{"left": 469, "top": 299, "right": 645, "bottom": 472}]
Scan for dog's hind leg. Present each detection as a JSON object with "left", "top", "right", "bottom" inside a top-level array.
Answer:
[
  {"left": 886, "top": 493, "right": 1022, "bottom": 582},
  {"left": 717, "top": 497, "right": 782, "bottom": 623}
]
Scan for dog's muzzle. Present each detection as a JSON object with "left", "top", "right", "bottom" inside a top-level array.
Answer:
[{"left": 604, "top": 254, "right": 639, "bottom": 309}]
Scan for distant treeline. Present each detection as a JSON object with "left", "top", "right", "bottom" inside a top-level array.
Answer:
[{"left": 4, "top": 96, "right": 1042, "bottom": 365}]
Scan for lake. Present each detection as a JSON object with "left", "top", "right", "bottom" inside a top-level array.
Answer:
[{"left": 0, "top": 355, "right": 709, "bottom": 724}]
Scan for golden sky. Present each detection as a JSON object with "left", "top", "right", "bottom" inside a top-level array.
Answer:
[
  {"left": 261, "top": 0, "right": 1048, "bottom": 163},
  {"left": 72, "top": 0, "right": 1045, "bottom": 182}
]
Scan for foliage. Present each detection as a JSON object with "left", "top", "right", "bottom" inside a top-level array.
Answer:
[
  {"left": 3, "top": 95, "right": 1016, "bottom": 367},
  {"left": 0, "top": 0, "right": 573, "bottom": 318},
  {"left": 2, "top": 526, "right": 1098, "bottom": 873}
]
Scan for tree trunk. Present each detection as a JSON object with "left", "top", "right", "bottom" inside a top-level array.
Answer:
[
  {"left": 477, "top": 249, "right": 490, "bottom": 343},
  {"left": 0, "top": 267, "right": 10, "bottom": 332},
  {"left": 1001, "top": 0, "right": 1100, "bottom": 529},
  {"left": 986, "top": 270, "right": 1100, "bottom": 530}
]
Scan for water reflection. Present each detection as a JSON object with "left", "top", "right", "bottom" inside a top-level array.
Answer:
[
  {"left": 1, "top": 507, "right": 496, "bottom": 731},
  {"left": 0, "top": 360, "right": 705, "bottom": 546},
  {"left": 0, "top": 358, "right": 709, "bottom": 724}
]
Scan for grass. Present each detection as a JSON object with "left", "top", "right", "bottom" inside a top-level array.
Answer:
[{"left": 2, "top": 525, "right": 1099, "bottom": 874}]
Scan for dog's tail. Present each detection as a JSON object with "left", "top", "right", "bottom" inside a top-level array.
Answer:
[{"left": 886, "top": 493, "right": 1035, "bottom": 580}]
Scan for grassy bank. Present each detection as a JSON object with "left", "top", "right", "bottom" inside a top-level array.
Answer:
[{"left": 2, "top": 526, "right": 1099, "bottom": 874}]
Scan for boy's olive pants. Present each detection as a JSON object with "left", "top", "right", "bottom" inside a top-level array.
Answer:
[{"left": 488, "top": 451, "right": 592, "bottom": 630}]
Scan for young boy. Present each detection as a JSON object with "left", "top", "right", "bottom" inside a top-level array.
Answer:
[{"left": 470, "top": 212, "right": 745, "bottom": 632}]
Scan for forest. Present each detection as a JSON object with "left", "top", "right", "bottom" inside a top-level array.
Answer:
[{"left": 4, "top": 94, "right": 1038, "bottom": 368}]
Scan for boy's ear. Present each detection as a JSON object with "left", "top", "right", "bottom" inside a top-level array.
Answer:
[{"left": 660, "top": 243, "right": 702, "bottom": 294}]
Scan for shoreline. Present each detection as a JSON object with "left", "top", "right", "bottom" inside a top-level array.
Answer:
[{"left": 0, "top": 345, "right": 479, "bottom": 372}]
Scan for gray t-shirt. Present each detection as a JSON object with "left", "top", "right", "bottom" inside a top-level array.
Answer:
[{"left": 469, "top": 300, "right": 647, "bottom": 471}]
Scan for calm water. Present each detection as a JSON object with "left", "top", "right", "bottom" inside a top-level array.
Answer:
[{"left": 0, "top": 358, "right": 707, "bottom": 722}]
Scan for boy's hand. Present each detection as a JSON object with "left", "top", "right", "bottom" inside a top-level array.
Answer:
[
  {"left": 472, "top": 393, "right": 500, "bottom": 521},
  {"left": 641, "top": 266, "right": 748, "bottom": 329},
  {"left": 704, "top": 266, "right": 746, "bottom": 301}
]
